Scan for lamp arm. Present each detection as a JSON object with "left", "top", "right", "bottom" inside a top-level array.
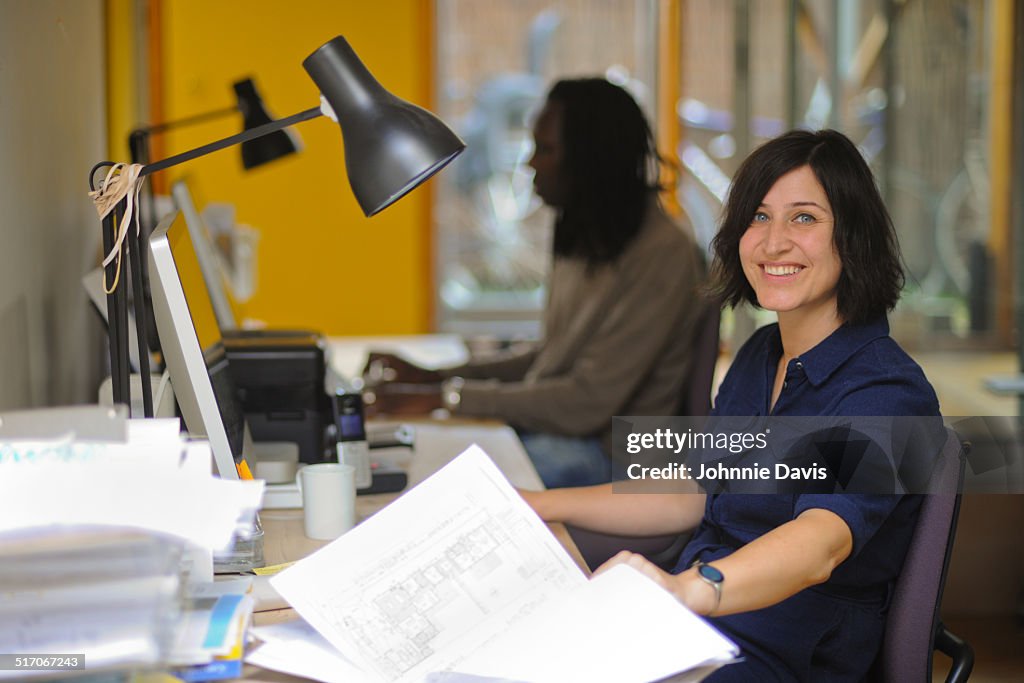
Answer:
[
  {"left": 141, "top": 106, "right": 321, "bottom": 178},
  {"left": 137, "top": 105, "right": 240, "bottom": 137},
  {"left": 130, "top": 106, "right": 241, "bottom": 165}
]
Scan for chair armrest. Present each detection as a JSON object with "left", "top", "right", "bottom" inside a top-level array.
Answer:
[
  {"left": 935, "top": 622, "right": 974, "bottom": 683},
  {"left": 566, "top": 526, "right": 690, "bottom": 572}
]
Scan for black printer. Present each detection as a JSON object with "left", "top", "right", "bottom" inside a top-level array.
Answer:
[{"left": 224, "top": 331, "right": 332, "bottom": 464}]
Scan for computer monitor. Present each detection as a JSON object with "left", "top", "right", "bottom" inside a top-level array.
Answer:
[
  {"left": 148, "top": 210, "right": 248, "bottom": 480},
  {"left": 170, "top": 180, "right": 239, "bottom": 331}
]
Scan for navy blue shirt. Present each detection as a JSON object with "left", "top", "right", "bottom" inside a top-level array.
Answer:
[{"left": 676, "top": 318, "right": 940, "bottom": 682}]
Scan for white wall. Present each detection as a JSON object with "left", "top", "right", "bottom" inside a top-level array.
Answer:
[{"left": 0, "top": 0, "right": 106, "bottom": 409}]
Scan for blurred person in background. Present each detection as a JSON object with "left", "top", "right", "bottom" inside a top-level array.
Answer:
[{"left": 366, "top": 77, "right": 705, "bottom": 488}]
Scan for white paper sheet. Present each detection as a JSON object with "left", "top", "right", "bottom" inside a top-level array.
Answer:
[
  {"left": 454, "top": 564, "right": 737, "bottom": 683},
  {"left": 250, "top": 619, "right": 533, "bottom": 683},
  {"left": 0, "top": 439, "right": 262, "bottom": 550},
  {"left": 271, "top": 446, "right": 586, "bottom": 683},
  {"left": 248, "top": 619, "right": 373, "bottom": 683},
  {"left": 268, "top": 446, "right": 737, "bottom": 683}
]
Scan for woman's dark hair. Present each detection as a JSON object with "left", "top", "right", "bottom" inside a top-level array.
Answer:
[
  {"left": 709, "top": 128, "right": 904, "bottom": 325},
  {"left": 546, "top": 78, "right": 664, "bottom": 265}
]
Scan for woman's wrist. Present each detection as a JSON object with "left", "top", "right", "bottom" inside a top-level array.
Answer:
[{"left": 676, "top": 568, "right": 721, "bottom": 616}]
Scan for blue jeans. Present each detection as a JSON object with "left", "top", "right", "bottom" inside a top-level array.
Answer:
[{"left": 516, "top": 430, "right": 611, "bottom": 488}]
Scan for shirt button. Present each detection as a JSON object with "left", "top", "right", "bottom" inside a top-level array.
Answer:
[
  {"left": 783, "top": 381, "right": 788, "bottom": 388},
  {"left": 795, "top": 361, "right": 803, "bottom": 369}
]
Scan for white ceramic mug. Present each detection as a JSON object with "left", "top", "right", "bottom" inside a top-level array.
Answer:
[{"left": 297, "top": 463, "right": 357, "bottom": 540}]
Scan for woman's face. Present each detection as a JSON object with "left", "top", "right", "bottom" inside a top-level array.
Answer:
[
  {"left": 739, "top": 165, "right": 842, "bottom": 324},
  {"left": 528, "top": 101, "right": 567, "bottom": 208}
]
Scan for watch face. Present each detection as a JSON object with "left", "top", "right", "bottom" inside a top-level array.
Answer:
[{"left": 698, "top": 563, "right": 724, "bottom": 583}]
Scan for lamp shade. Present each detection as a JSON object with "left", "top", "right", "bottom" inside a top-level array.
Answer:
[
  {"left": 234, "top": 78, "right": 302, "bottom": 169},
  {"left": 303, "top": 36, "right": 466, "bottom": 216}
]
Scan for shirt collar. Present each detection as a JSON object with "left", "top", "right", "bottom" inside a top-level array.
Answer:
[{"left": 794, "top": 317, "right": 891, "bottom": 387}]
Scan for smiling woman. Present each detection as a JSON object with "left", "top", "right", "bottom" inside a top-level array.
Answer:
[
  {"left": 711, "top": 129, "right": 912, "bottom": 414},
  {"left": 738, "top": 165, "right": 841, "bottom": 347},
  {"left": 522, "top": 129, "right": 943, "bottom": 682},
  {"left": 710, "top": 129, "right": 905, "bottom": 332}
]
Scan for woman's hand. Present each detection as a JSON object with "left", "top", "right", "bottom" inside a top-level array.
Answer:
[
  {"left": 593, "top": 551, "right": 718, "bottom": 616},
  {"left": 592, "top": 508, "right": 854, "bottom": 618}
]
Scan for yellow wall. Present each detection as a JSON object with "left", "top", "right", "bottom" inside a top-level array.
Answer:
[
  {"left": 105, "top": 0, "right": 136, "bottom": 161},
  {"left": 156, "top": 0, "right": 435, "bottom": 334}
]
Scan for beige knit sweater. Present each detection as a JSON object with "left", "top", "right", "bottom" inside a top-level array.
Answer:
[{"left": 446, "top": 200, "right": 707, "bottom": 454}]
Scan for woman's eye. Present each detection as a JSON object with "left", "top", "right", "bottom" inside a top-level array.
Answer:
[
  {"left": 793, "top": 213, "right": 815, "bottom": 224},
  {"left": 751, "top": 212, "right": 769, "bottom": 223}
]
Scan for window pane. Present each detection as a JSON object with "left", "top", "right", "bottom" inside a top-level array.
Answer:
[
  {"left": 678, "top": 0, "right": 998, "bottom": 348},
  {"left": 435, "top": 0, "right": 658, "bottom": 337}
]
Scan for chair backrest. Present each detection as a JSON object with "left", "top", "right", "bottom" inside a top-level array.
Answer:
[
  {"left": 875, "top": 427, "right": 967, "bottom": 682},
  {"left": 678, "top": 299, "right": 721, "bottom": 417}
]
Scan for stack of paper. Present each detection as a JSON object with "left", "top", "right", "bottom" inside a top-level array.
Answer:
[
  {"left": 0, "top": 420, "right": 264, "bottom": 551},
  {"left": 0, "top": 411, "right": 265, "bottom": 679},
  {"left": 0, "top": 528, "right": 184, "bottom": 679},
  {"left": 250, "top": 446, "right": 737, "bottom": 683}
]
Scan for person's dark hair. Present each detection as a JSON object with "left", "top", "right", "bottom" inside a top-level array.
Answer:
[
  {"left": 709, "top": 128, "right": 904, "bottom": 325},
  {"left": 546, "top": 78, "right": 664, "bottom": 265}
]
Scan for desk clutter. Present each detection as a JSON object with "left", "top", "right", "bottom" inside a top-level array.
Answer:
[
  {"left": 255, "top": 430, "right": 412, "bottom": 510},
  {"left": 0, "top": 406, "right": 735, "bottom": 682},
  {"left": 0, "top": 529, "right": 183, "bottom": 678},
  {"left": 0, "top": 405, "right": 264, "bottom": 681},
  {"left": 252, "top": 446, "right": 738, "bottom": 683}
]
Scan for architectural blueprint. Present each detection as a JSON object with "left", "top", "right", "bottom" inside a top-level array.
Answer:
[{"left": 271, "top": 446, "right": 586, "bottom": 682}]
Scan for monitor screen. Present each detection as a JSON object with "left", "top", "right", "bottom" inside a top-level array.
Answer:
[
  {"left": 171, "top": 180, "right": 239, "bottom": 331},
  {"left": 148, "top": 210, "right": 246, "bottom": 479}
]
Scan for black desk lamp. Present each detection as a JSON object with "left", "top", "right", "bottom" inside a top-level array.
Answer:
[
  {"left": 129, "top": 76, "right": 302, "bottom": 236},
  {"left": 90, "top": 35, "right": 465, "bottom": 418},
  {"left": 128, "top": 78, "right": 300, "bottom": 168},
  {"left": 127, "top": 77, "right": 301, "bottom": 362}
]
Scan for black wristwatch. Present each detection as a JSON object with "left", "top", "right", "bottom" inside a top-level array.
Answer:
[{"left": 693, "top": 560, "right": 724, "bottom": 614}]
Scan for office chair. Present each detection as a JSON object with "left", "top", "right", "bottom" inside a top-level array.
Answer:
[
  {"left": 871, "top": 427, "right": 974, "bottom": 682},
  {"left": 567, "top": 297, "right": 722, "bottom": 572},
  {"left": 677, "top": 297, "right": 722, "bottom": 417}
]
